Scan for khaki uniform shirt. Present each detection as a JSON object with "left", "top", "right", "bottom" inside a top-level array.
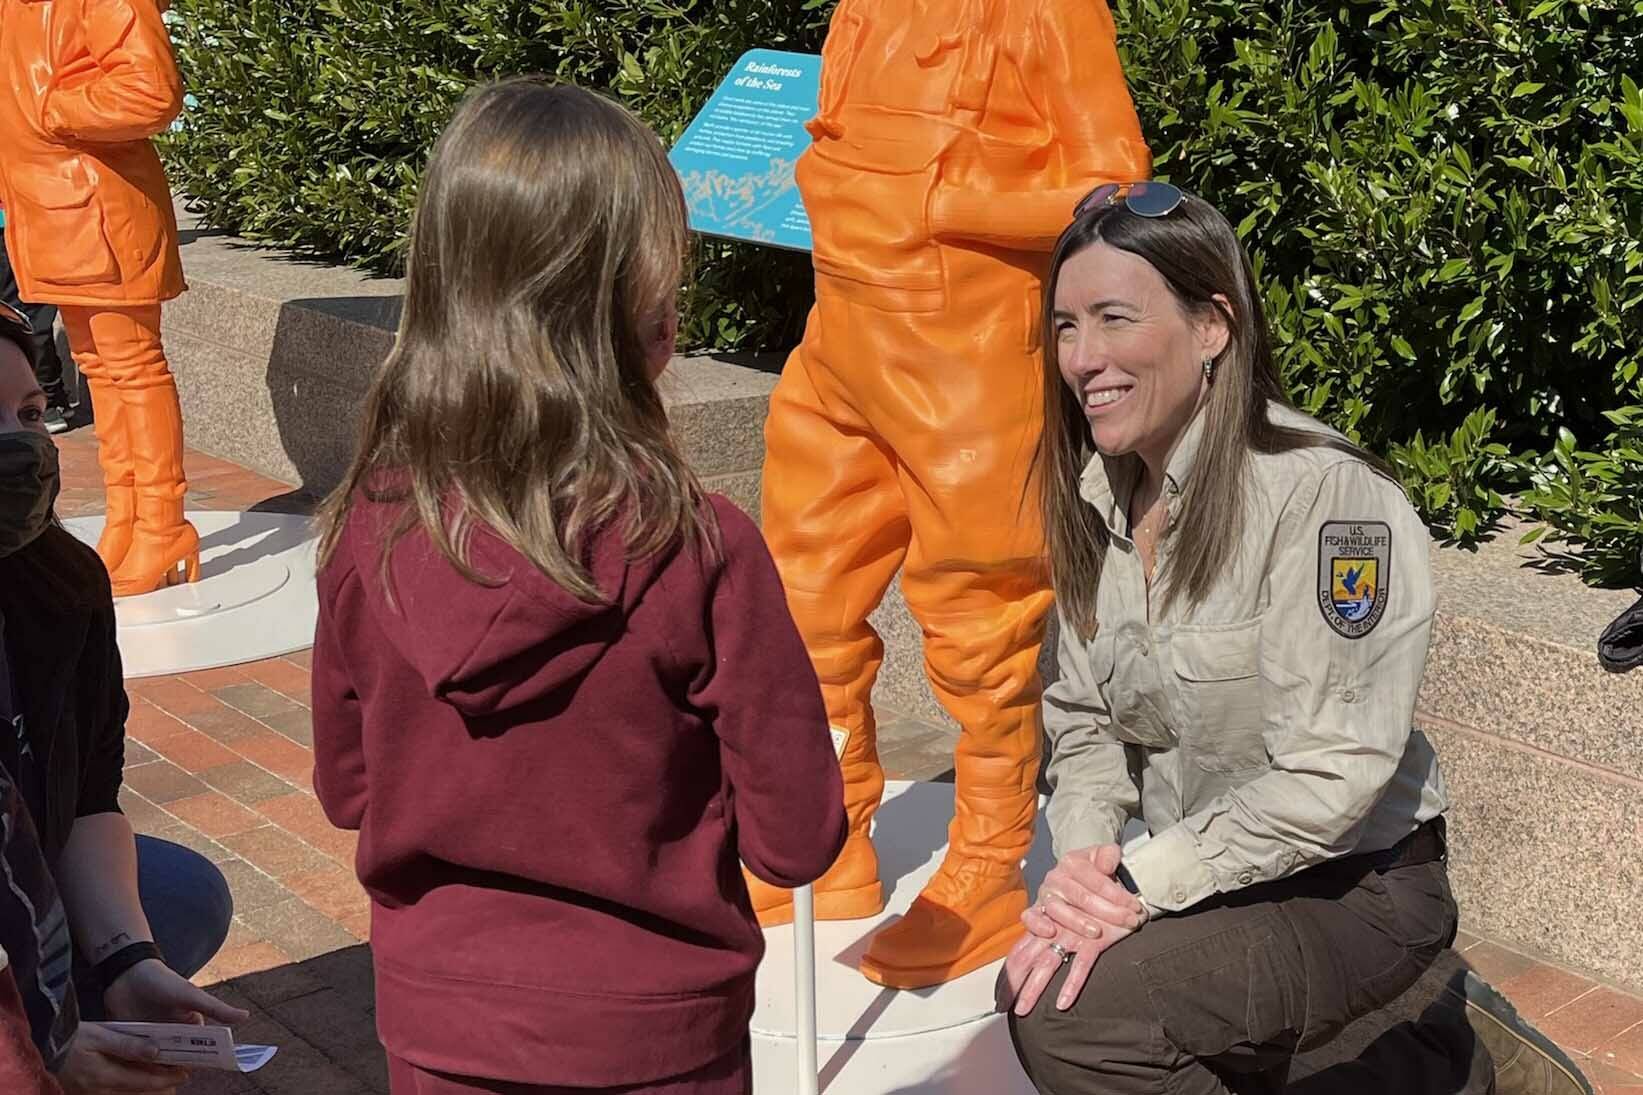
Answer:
[{"left": 1043, "top": 403, "right": 1449, "bottom": 915}]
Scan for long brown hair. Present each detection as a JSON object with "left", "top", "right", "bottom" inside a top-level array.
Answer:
[
  {"left": 317, "top": 78, "right": 713, "bottom": 602},
  {"left": 1038, "top": 193, "right": 1392, "bottom": 639}
]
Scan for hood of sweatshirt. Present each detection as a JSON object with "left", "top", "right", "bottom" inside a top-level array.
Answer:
[{"left": 341, "top": 498, "right": 673, "bottom": 719}]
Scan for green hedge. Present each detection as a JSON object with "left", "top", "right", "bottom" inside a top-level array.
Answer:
[
  {"left": 162, "top": 0, "right": 1643, "bottom": 586},
  {"left": 1115, "top": 0, "right": 1643, "bottom": 584},
  {"left": 162, "top": 0, "right": 828, "bottom": 347}
]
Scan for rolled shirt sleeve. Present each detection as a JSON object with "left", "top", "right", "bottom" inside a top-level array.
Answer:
[{"left": 1123, "top": 460, "right": 1436, "bottom": 914}]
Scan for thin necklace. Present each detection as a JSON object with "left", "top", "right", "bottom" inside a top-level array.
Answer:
[{"left": 1134, "top": 496, "right": 1167, "bottom": 538}]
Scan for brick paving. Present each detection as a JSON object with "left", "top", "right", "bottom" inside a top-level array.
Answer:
[{"left": 48, "top": 427, "right": 1643, "bottom": 1093}]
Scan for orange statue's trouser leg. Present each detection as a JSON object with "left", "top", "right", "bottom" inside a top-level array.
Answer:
[
  {"left": 60, "top": 305, "right": 199, "bottom": 596},
  {"left": 756, "top": 282, "right": 1053, "bottom": 987},
  {"left": 745, "top": 318, "right": 907, "bottom": 926}
]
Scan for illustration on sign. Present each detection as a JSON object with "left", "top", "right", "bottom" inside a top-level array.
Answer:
[{"left": 668, "top": 49, "right": 820, "bottom": 252}]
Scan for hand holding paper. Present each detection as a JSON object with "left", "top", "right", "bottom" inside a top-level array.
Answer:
[{"left": 102, "top": 1023, "right": 277, "bottom": 1073}]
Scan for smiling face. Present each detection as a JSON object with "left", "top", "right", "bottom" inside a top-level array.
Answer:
[{"left": 1051, "top": 240, "right": 1228, "bottom": 474}]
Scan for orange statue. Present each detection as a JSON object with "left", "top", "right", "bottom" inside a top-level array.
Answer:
[
  {"left": 753, "top": 0, "right": 1152, "bottom": 987},
  {"left": 0, "top": 0, "right": 198, "bottom": 596}
]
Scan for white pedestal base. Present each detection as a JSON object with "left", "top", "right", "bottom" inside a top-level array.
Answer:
[
  {"left": 63, "top": 510, "right": 318, "bottom": 678},
  {"left": 751, "top": 780, "right": 1057, "bottom": 1095}
]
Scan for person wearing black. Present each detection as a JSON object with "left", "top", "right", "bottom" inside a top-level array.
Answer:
[
  {"left": 1, "top": 314, "right": 245, "bottom": 1093},
  {"left": 0, "top": 215, "right": 70, "bottom": 434},
  {"left": 0, "top": 625, "right": 77, "bottom": 1073},
  {"left": 1, "top": 624, "right": 199, "bottom": 1094}
]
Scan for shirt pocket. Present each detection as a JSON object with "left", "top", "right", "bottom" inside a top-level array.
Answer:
[
  {"left": 1097, "top": 631, "right": 1177, "bottom": 752},
  {"left": 1046, "top": 628, "right": 1118, "bottom": 734},
  {"left": 1170, "top": 620, "right": 1268, "bottom": 773}
]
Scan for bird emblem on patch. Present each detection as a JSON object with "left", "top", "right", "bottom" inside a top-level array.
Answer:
[{"left": 1317, "top": 521, "right": 1391, "bottom": 638}]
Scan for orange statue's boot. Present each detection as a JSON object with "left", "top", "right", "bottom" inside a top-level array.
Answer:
[
  {"left": 109, "top": 380, "right": 198, "bottom": 597},
  {"left": 858, "top": 684, "right": 1042, "bottom": 988},
  {"left": 745, "top": 706, "right": 885, "bottom": 927},
  {"left": 60, "top": 306, "right": 198, "bottom": 594},
  {"left": 745, "top": 839, "right": 882, "bottom": 928},
  {"left": 77, "top": 368, "right": 136, "bottom": 570}
]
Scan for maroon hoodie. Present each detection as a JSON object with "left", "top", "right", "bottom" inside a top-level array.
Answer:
[{"left": 311, "top": 494, "right": 846, "bottom": 1086}]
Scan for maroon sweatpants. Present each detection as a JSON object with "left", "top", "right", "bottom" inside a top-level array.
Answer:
[{"left": 386, "top": 1040, "right": 752, "bottom": 1095}]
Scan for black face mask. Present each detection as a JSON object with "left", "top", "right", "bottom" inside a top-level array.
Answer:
[{"left": 0, "top": 431, "right": 60, "bottom": 558}]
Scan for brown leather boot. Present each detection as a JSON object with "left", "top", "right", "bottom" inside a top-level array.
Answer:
[
  {"left": 858, "top": 723, "right": 1038, "bottom": 988},
  {"left": 108, "top": 382, "right": 199, "bottom": 597},
  {"left": 745, "top": 719, "right": 886, "bottom": 927},
  {"left": 79, "top": 371, "right": 135, "bottom": 571}
]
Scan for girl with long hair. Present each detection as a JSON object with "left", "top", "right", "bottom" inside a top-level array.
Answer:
[{"left": 310, "top": 79, "right": 845, "bottom": 1095}]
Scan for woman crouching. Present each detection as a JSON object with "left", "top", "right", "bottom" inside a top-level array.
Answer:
[{"left": 997, "top": 183, "right": 1588, "bottom": 1095}]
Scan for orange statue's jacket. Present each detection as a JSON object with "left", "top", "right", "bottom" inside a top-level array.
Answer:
[
  {"left": 754, "top": 0, "right": 1152, "bottom": 987},
  {"left": 0, "top": 0, "right": 199, "bottom": 596},
  {"left": 0, "top": 0, "right": 185, "bottom": 306}
]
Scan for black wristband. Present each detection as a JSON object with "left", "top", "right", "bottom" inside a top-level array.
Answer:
[
  {"left": 1114, "top": 862, "right": 1140, "bottom": 896},
  {"left": 95, "top": 941, "right": 163, "bottom": 991}
]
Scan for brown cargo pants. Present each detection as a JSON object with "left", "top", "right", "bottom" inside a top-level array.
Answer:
[{"left": 1008, "top": 828, "right": 1491, "bottom": 1094}]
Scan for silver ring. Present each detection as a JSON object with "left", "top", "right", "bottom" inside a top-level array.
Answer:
[{"left": 1048, "top": 941, "right": 1070, "bottom": 963}]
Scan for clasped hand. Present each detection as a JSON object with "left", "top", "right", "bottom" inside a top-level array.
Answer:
[{"left": 995, "top": 844, "right": 1147, "bottom": 1017}]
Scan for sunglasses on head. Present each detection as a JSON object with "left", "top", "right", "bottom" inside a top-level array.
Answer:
[{"left": 1072, "top": 181, "right": 1187, "bottom": 221}]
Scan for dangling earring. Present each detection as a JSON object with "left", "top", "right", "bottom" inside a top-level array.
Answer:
[{"left": 1202, "top": 357, "right": 1215, "bottom": 382}]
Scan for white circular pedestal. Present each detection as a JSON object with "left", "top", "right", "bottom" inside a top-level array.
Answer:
[
  {"left": 62, "top": 510, "right": 318, "bottom": 678},
  {"left": 751, "top": 779, "right": 1059, "bottom": 1095}
]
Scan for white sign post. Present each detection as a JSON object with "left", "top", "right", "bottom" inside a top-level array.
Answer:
[{"left": 794, "top": 882, "right": 820, "bottom": 1095}]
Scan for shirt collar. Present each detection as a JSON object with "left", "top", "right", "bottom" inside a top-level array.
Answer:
[{"left": 1076, "top": 403, "right": 1212, "bottom": 536}]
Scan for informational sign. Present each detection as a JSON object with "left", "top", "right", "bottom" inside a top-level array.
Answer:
[{"left": 669, "top": 49, "right": 821, "bottom": 253}]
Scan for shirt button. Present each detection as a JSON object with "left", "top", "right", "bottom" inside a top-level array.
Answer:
[
  {"left": 1238, "top": 871, "right": 1254, "bottom": 886},
  {"left": 1342, "top": 688, "right": 1358, "bottom": 703},
  {"left": 1139, "top": 641, "right": 1151, "bottom": 657},
  {"left": 1173, "top": 890, "right": 1186, "bottom": 904}
]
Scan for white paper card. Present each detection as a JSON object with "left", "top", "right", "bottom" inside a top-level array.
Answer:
[
  {"left": 829, "top": 726, "right": 848, "bottom": 759},
  {"left": 103, "top": 1022, "right": 278, "bottom": 1073}
]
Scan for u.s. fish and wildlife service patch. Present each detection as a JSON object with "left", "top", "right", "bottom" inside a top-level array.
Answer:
[{"left": 1317, "top": 521, "right": 1391, "bottom": 638}]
